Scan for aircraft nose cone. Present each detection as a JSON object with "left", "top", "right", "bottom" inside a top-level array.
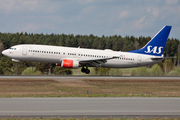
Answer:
[
  {"left": 2, "top": 50, "right": 8, "bottom": 56},
  {"left": 2, "top": 50, "right": 5, "bottom": 55}
]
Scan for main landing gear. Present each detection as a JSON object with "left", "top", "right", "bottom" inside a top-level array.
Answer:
[{"left": 81, "top": 66, "right": 90, "bottom": 74}]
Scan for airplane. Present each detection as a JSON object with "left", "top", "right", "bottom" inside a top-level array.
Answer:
[{"left": 2, "top": 25, "right": 172, "bottom": 74}]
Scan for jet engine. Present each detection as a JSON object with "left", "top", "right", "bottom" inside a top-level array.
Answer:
[
  {"left": 56, "top": 63, "right": 61, "bottom": 66},
  {"left": 61, "top": 59, "right": 79, "bottom": 69}
]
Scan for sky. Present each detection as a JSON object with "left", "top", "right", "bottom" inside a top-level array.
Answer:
[{"left": 0, "top": 0, "right": 180, "bottom": 39}]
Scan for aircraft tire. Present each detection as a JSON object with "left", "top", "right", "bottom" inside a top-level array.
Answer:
[
  {"left": 85, "top": 69, "right": 90, "bottom": 74},
  {"left": 81, "top": 67, "right": 86, "bottom": 73}
]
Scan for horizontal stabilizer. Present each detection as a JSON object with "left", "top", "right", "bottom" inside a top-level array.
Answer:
[{"left": 151, "top": 56, "right": 176, "bottom": 60}]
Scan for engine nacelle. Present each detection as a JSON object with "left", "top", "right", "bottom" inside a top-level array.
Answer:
[
  {"left": 56, "top": 63, "right": 61, "bottom": 66},
  {"left": 61, "top": 59, "right": 79, "bottom": 69},
  {"left": 12, "top": 59, "right": 20, "bottom": 62}
]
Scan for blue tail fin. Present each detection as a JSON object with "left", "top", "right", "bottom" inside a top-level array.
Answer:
[{"left": 128, "top": 25, "right": 172, "bottom": 56}]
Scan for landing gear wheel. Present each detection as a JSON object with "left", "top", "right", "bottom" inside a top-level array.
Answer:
[
  {"left": 81, "top": 67, "right": 90, "bottom": 74},
  {"left": 85, "top": 69, "right": 90, "bottom": 74},
  {"left": 81, "top": 67, "right": 86, "bottom": 73}
]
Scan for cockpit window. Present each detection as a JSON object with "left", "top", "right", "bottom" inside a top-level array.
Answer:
[{"left": 9, "top": 48, "right": 16, "bottom": 50}]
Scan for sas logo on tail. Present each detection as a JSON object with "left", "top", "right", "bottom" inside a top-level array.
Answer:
[{"left": 145, "top": 46, "right": 163, "bottom": 54}]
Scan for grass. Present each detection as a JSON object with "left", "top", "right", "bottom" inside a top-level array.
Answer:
[{"left": 0, "top": 78, "right": 180, "bottom": 97}]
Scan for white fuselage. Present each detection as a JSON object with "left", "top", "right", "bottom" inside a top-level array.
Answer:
[{"left": 2, "top": 44, "right": 162, "bottom": 68}]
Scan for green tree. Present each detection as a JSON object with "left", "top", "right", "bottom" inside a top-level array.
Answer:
[
  {"left": 0, "top": 66, "right": 3, "bottom": 74},
  {"left": 97, "top": 67, "right": 111, "bottom": 75},
  {"left": 150, "top": 64, "right": 163, "bottom": 76},
  {"left": 21, "top": 67, "right": 42, "bottom": 75},
  {"left": 53, "top": 66, "right": 72, "bottom": 75},
  {"left": 109, "top": 68, "right": 123, "bottom": 76},
  {"left": 12, "top": 61, "right": 28, "bottom": 75},
  {"left": 0, "top": 31, "right": 180, "bottom": 76},
  {"left": 167, "top": 71, "right": 179, "bottom": 76},
  {"left": 131, "top": 67, "right": 149, "bottom": 76},
  {"left": 163, "top": 59, "right": 174, "bottom": 74},
  {"left": 0, "top": 56, "right": 13, "bottom": 75},
  {"left": 35, "top": 63, "right": 51, "bottom": 75},
  {"left": 0, "top": 41, "right": 4, "bottom": 58}
]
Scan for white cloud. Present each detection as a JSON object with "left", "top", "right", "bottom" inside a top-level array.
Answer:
[
  {"left": 132, "top": 16, "right": 147, "bottom": 30},
  {"left": 0, "top": 0, "right": 38, "bottom": 13},
  {"left": 82, "top": 5, "right": 96, "bottom": 14},
  {"left": 146, "top": 7, "right": 159, "bottom": 17},
  {"left": 138, "top": 16, "right": 146, "bottom": 24},
  {"left": 0, "top": 0, "right": 60, "bottom": 13},
  {"left": 0, "top": 0, "right": 180, "bottom": 39},
  {"left": 0, "top": 0, "right": 15, "bottom": 12},
  {"left": 165, "top": 0, "right": 178, "bottom": 5},
  {"left": 24, "top": 23, "right": 39, "bottom": 31},
  {"left": 77, "top": 0, "right": 96, "bottom": 5},
  {"left": 44, "top": 16, "right": 66, "bottom": 24},
  {"left": 24, "top": 23, "right": 55, "bottom": 32},
  {"left": 118, "top": 10, "right": 129, "bottom": 19},
  {"left": 69, "top": 15, "right": 84, "bottom": 23},
  {"left": 114, "top": 28, "right": 123, "bottom": 34},
  {"left": 162, "top": 5, "right": 180, "bottom": 14}
]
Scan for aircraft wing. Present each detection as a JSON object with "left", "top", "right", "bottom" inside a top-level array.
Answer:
[{"left": 78, "top": 56, "right": 119, "bottom": 67}]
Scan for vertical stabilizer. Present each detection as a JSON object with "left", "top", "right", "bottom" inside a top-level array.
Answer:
[{"left": 129, "top": 25, "right": 172, "bottom": 56}]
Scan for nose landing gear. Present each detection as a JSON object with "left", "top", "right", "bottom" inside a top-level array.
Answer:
[{"left": 81, "top": 67, "right": 90, "bottom": 74}]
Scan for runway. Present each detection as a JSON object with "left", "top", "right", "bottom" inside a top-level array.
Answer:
[
  {"left": 0, "top": 97, "right": 180, "bottom": 118},
  {"left": 1, "top": 75, "right": 180, "bottom": 80}
]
